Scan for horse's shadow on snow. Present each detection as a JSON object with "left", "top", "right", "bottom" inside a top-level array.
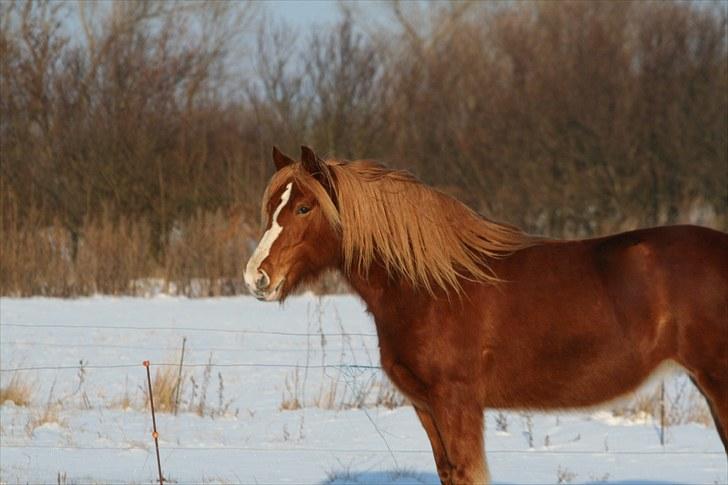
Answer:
[{"left": 321, "top": 471, "right": 692, "bottom": 485}]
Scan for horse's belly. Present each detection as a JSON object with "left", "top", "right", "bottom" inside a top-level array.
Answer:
[{"left": 481, "top": 335, "right": 656, "bottom": 409}]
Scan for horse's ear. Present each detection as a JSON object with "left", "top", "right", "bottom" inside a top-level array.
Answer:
[
  {"left": 272, "top": 146, "right": 294, "bottom": 171},
  {"left": 300, "top": 145, "right": 322, "bottom": 174},
  {"left": 301, "top": 145, "right": 332, "bottom": 181},
  {"left": 300, "top": 145, "right": 336, "bottom": 202}
]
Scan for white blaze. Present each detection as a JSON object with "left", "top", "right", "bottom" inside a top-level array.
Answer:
[{"left": 245, "top": 182, "right": 293, "bottom": 291}]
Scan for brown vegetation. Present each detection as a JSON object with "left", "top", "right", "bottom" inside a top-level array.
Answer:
[
  {"left": 0, "top": 373, "right": 34, "bottom": 406},
  {"left": 147, "top": 365, "right": 180, "bottom": 414},
  {"left": 1, "top": 1, "right": 725, "bottom": 296}
]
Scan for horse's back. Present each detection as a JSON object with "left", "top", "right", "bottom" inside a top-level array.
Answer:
[{"left": 592, "top": 225, "right": 727, "bottom": 329}]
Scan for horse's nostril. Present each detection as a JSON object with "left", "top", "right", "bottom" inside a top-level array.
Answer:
[{"left": 255, "top": 270, "right": 270, "bottom": 290}]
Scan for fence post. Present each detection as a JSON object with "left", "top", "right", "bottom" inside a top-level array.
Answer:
[
  {"left": 174, "top": 336, "right": 187, "bottom": 415},
  {"left": 144, "top": 360, "right": 164, "bottom": 485}
]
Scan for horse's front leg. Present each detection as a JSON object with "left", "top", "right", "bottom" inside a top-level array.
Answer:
[
  {"left": 426, "top": 389, "right": 489, "bottom": 485},
  {"left": 414, "top": 406, "right": 453, "bottom": 482},
  {"left": 388, "top": 361, "right": 489, "bottom": 484}
]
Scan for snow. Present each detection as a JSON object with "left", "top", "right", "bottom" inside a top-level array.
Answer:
[{"left": 0, "top": 295, "right": 725, "bottom": 484}]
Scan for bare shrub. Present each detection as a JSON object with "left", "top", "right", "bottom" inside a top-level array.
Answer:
[
  {"left": 382, "top": 1, "right": 727, "bottom": 236},
  {"left": 1, "top": 1, "right": 725, "bottom": 296},
  {"left": 612, "top": 377, "right": 713, "bottom": 426},
  {"left": 75, "top": 211, "right": 155, "bottom": 295},
  {"left": 495, "top": 411, "right": 509, "bottom": 433},
  {"left": 0, "top": 195, "right": 77, "bottom": 296},
  {"left": 171, "top": 354, "right": 233, "bottom": 417},
  {"left": 164, "top": 208, "right": 254, "bottom": 297},
  {"left": 193, "top": 355, "right": 213, "bottom": 417},
  {"left": 214, "top": 371, "right": 234, "bottom": 418}
]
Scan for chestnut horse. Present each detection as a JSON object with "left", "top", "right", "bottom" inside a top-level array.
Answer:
[{"left": 245, "top": 146, "right": 728, "bottom": 484}]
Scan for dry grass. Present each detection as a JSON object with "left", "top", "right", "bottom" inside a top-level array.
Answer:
[
  {"left": 313, "top": 378, "right": 341, "bottom": 410},
  {"left": 75, "top": 211, "right": 155, "bottom": 295},
  {"left": 374, "top": 379, "right": 407, "bottom": 409},
  {"left": 0, "top": 195, "right": 256, "bottom": 297},
  {"left": 279, "top": 301, "right": 406, "bottom": 411},
  {"left": 0, "top": 373, "right": 35, "bottom": 406},
  {"left": 26, "top": 404, "right": 63, "bottom": 434},
  {"left": 107, "top": 375, "right": 138, "bottom": 411},
  {"left": 280, "top": 368, "right": 303, "bottom": 411},
  {"left": 25, "top": 383, "right": 65, "bottom": 436},
  {"left": 164, "top": 209, "right": 253, "bottom": 297},
  {"left": 310, "top": 374, "right": 406, "bottom": 411},
  {"left": 140, "top": 354, "right": 234, "bottom": 417},
  {"left": 147, "top": 365, "right": 183, "bottom": 414},
  {"left": 110, "top": 392, "right": 136, "bottom": 411},
  {"left": 0, "top": 200, "right": 76, "bottom": 297}
]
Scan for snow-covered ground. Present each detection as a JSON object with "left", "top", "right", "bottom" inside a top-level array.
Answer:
[{"left": 0, "top": 295, "right": 725, "bottom": 484}]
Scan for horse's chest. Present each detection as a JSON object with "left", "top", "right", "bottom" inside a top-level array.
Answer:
[
  {"left": 374, "top": 312, "right": 482, "bottom": 385},
  {"left": 375, "top": 335, "right": 432, "bottom": 405},
  {"left": 373, "top": 315, "right": 424, "bottom": 366}
]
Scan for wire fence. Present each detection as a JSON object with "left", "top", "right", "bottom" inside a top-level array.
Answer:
[
  {"left": 0, "top": 320, "right": 381, "bottom": 372},
  {"left": 0, "top": 443, "right": 722, "bottom": 455},
  {"left": 0, "top": 362, "right": 382, "bottom": 372},
  {"left": 0, "top": 340, "right": 371, "bottom": 353},
  {"left": 0, "top": 320, "right": 724, "bottom": 465},
  {"left": 1, "top": 322, "right": 378, "bottom": 337}
]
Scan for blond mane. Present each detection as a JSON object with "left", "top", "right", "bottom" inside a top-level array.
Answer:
[{"left": 264, "top": 160, "right": 542, "bottom": 293}]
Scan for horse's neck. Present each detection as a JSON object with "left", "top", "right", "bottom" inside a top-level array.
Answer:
[
  {"left": 344, "top": 265, "right": 430, "bottom": 329},
  {"left": 346, "top": 266, "right": 391, "bottom": 317}
]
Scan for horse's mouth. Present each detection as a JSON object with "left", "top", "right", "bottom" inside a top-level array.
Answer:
[{"left": 253, "top": 278, "right": 285, "bottom": 302}]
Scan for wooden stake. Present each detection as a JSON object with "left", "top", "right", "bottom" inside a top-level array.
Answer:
[
  {"left": 174, "top": 336, "right": 187, "bottom": 415},
  {"left": 144, "top": 360, "right": 164, "bottom": 485}
]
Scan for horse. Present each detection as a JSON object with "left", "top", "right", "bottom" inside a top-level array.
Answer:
[{"left": 244, "top": 145, "right": 728, "bottom": 484}]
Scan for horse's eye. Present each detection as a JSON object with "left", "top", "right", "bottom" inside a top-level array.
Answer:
[{"left": 296, "top": 206, "right": 310, "bottom": 215}]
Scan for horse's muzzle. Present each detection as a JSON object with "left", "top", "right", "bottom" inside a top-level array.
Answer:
[{"left": 251, "top": 278, "right": 285, "bottom": 302}]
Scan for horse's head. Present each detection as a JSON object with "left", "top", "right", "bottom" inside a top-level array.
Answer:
[{"left": 244, "top": 146, "right": 341, "bottom": 301}]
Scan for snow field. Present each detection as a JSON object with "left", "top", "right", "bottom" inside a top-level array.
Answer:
[{"left": 0, "top": 295, "right": 725, "bottom": 484}]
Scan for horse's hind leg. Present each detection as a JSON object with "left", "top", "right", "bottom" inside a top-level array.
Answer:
[
  {"left": 675, "top": 309, "right": 728, "bottom": 452},
  {"left": 688, "top": 373, "right": 728, "bottom": 452}
]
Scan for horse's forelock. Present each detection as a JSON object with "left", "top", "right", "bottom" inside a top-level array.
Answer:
[{"left": 262, "top": 164, "right": 341, "bottom": 232}]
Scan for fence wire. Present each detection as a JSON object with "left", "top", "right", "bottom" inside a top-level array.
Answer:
[
  {"left": 0, "top": 443, "right": 722, "bottom": 455},
  {"left": 0, "top": 321, "right": 381, "bottom": 371},
  {"left": 0, "top": 339, "right": 372, "bottom": 353},
  {"left": 1, "top": 322, "right": 377, "bottom": 338},
  {"left": 1, "top": 321, "right": 724, "bottom": 462},
  {"left": 0, "top": 362, "right": 382, "bottom": 372}
]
